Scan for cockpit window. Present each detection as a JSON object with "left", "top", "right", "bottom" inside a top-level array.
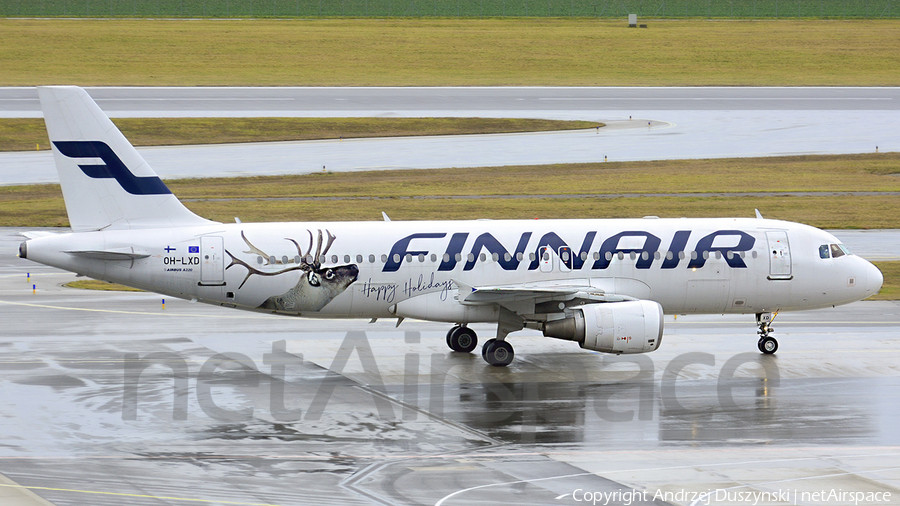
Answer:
[
  {"left": 819, "top": 245, "right": 830, "bottom": 259},
  {"left": 830, "top": 244, "right": 846, "bottom": 258}
]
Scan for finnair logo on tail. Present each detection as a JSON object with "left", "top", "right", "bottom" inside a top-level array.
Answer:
[{"left": 53, "top": 141, "right": 172, "bottom": 196}]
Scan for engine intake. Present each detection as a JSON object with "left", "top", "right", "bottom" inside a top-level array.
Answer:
[{"left": 543, "top": 300, "right": 664, "bottom": 354}]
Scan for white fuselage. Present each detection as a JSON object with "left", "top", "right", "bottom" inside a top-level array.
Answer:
[{"left": 23, "top": 217, "right": 882, "bottom": 322}]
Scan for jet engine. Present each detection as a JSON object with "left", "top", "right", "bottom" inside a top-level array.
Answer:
[{"left": 542, "top": 300, "right": 664, "bottom": 354}]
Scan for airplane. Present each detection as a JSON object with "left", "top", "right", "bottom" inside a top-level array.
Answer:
[{"left": 18, "top": 86, "right": 884, "bottom": 366}]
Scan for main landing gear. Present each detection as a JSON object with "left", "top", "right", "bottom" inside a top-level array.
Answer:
[
  {"left": 481, "top": 339, "right": 514, "bottom": 367},
  {"left": 756, "top": 312, "right": 778, "bottom": 354},
  {"left": 445, "top": 325, "right": 515, "bottom": 367},
  {"left": 446, "top": 325, "right": 478, "bottom": 353}
]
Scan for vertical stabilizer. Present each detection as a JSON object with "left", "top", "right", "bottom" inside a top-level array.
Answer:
[{"left": 39, "top": 86, "right": 215, "bottom": 231}]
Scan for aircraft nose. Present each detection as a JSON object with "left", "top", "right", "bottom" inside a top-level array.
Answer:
[{"left": 865, "top": 261, "right": 884, "bottom": 297}]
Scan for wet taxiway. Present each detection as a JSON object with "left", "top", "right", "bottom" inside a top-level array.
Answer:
[{"left": 2, "top": 228, "right": 899, "bottom": 506}]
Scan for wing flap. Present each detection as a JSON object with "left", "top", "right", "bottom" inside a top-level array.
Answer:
[{"left": 454, "top": 279, "right": 632, "bottom": 305}]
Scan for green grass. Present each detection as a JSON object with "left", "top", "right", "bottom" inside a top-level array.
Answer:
[
  {"left": 1, "top": 19, "right": 899, "bottom": 86},
  {"left": 168, "top": 153, "right": 900, "bottom": 199},
  {"left": 64, "top": 279, "right": 144, "bottom": 292},
  {"left": 870, "top": 262, "right": 900, "bottom": 301},
  {"left": 0, "top": 117, "right": 599, "bottom": 152},
  {"left": 1, "top": 0, "right": 896, "bottom": 18},
  {"left": 4, "top": 153, "right": 899, "bottom": 228}
]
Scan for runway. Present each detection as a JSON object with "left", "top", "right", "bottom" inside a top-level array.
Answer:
[
  {"left": 3, "top": 87, "right": 898, "bottom": 117},
  {"left": 1, "top": 87, "right": 897, "bottom": 185},
  {"left": 2, "top": 227, "right": 899, "bottom": 506}
]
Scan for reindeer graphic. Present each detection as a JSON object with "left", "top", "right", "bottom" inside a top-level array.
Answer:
[{"left": 226, "top": 230, "right": 358, "bottom": 312}]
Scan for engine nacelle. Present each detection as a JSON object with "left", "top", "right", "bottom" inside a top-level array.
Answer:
[{"left": 542, "top": 300, "right": 664, "bottom": 354}]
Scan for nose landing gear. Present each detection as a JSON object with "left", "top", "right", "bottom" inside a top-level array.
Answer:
[{"left": 756, "top": 312, "right": 778, "bottom": 354}]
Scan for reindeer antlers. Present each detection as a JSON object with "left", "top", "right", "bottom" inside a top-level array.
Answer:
[
  {"left": 316, "top": 230, "right": 337, "bottom": 262},
  {"left": 226, "top": 252, "right": 305, "bottom": 289},
  {"left": 226, "top": 229, "right": 337, "bottom": 289}
]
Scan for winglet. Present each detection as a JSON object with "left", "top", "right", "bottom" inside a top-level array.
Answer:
[{"left": 451, "top": 279, "right": 477, "bottom": 302}]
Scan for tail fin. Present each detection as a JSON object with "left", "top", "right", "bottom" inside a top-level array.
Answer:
[{"left": 39, "top": 86, "right": 215, "bottom": 232}]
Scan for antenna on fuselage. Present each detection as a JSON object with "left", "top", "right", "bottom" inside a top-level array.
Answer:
[{"left": 755, "top": 209, "right": 764, "bottom": 219}]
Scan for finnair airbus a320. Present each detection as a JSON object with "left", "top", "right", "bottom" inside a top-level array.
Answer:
[{"left": 19, "top": 87, "right": 883, "bottom": 366}]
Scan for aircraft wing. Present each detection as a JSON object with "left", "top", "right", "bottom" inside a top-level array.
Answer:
[{"left": 453, "top": 279, "right": 635, "bottom": 306}]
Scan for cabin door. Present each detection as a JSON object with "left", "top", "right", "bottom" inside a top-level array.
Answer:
[
  {"left": 200, "top": 236, "right": 225, "bottom": 285},
  {"left": 766, "top": 231, "right": 792, "bottom": 280}
]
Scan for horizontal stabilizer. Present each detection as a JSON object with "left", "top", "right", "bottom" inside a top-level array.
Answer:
[
  {"left": 64, "top": 248, "right": 150, "bottom": 261},
  {"left": 21, "top": 231, "right": 58, "bottom": 240}
]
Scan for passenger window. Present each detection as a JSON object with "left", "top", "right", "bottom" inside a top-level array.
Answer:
[
  {"left": 819, "top": 245, "right": 830, "bottom": 259},
  {"left": 830, "top": 244, "right": 845, "bottom": 258}
]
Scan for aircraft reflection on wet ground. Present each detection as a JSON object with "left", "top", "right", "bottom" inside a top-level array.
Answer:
[{"left": 111, "top": 329, "right": 893, "bottom": 449}]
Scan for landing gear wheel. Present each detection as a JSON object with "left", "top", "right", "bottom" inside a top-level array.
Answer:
[
  {"left": 446, "top": 325, "right": 478, "bottom": 353},
  {"left": 756, "top": 312, "right": 779, "bottom": 355},
  {"left": 758, "top": 336, "right": 778, "bottom": 354},
  {"left": 482, "top": 339, "right": 514, "bottom": 367}
]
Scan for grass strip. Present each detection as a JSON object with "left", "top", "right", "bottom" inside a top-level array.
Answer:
[
  {"left": 869, "top": 262, "right": 900, "bottom": 301},
  {"left": 1, "top": 0, "right": 893, "bottom": 18},
  {"left": 163, "top": 153, "right": 900, "bottom": 199},
  {"left": 64, "top": 279, "right": 143, "bottom": 292},
  {"left": 1, "top": 19, "right": 899, "bottom": 86},
  {"left": 0, "top": 117, "right": 599, "bottom": 152},
  {"left": 3, "top": 153, "right": 900, "bottom": 228}
]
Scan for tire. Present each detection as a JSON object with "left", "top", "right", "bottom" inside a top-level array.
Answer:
[
  {"left": 446, "top": 325, "right": 460, "bottom": 349},
  {"left": 760, "top": 336, "right": 778, "bottom": 354},
  {"left": 448, "top": 326, "right": 478, "bottom": 353},
  {"left": 482, "top": 339, "right": 514, "bottom": 367}
]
